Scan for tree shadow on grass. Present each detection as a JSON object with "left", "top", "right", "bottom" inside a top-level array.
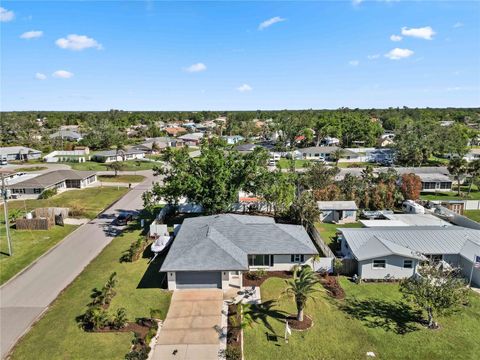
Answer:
[
  {"left": 340, "top": 297, "right": 422, "bottom": 334},
  {"left": 245, "top": 300, "right": 288, "bottom": 334},
  {"left": 137, "top": 251, "right": 168, "bottom": 289}
]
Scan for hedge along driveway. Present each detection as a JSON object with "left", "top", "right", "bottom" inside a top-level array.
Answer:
[{"left": 9, "top": 225, "right": 172, "bottom": 360}]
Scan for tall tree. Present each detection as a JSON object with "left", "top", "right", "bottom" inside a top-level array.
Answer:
[
  {"left": 447, "top": 158, "right": 468, "bottom": 196},
  {"left": 400, "top": 265, "right": 468, "bottom": 329},
  {"left": 400, "top": 173, "right": 423, "bottom": 200},
  {"left": 283, "top": 266, "right": 319, "bottom": 321}
]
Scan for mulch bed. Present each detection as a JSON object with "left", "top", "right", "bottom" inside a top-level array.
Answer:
[
  {"left": 318, "top": 275, "right": 345, "bottom": 299},
  {"left": 226, "top": 304, "right": 242, "bottom": 358},
  {"left": 243, "top": 271, "right": 292, "bottom": 287},
  {"left": 94, "top": 319, "right": 153, "bottom": 338},
  {"left": 286, "top": 315, "right": 313, "bottom": 331}
]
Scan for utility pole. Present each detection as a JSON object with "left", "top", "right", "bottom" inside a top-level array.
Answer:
[{"left": 1, "top": 173, "right": 13, "bottom": 256}]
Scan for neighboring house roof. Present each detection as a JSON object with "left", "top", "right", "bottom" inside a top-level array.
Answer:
[
  {"left": 354, "top": 236, "right": 425, "bottom": 261},
  {"left": 416, "top": 173, "right": 452, "bottom": 183},
  {"left": 49, "top": 130, "right": 82, "bottom": 140},
  {"left": 235, "top": 143, "right": 259, "bottom": 152},
  {"left": 340, "top": 226, "right": 480, "bottom": 261},
  {"left": 336, "top": 166, "right": 450, "bottom": 181},
  {"left": 161, "top": 214, "right": 318, "bottom": 272},
  {"left": 317, "top": 201, "right": 358, "bottom": 211},
  {"left": 0, "top": 146, "right": 41, "bottom": 156},
  {"left": 300, "top": 146, "right": 359, "bottom": 158},
  {"left": 384, "top": 214, "right": 452, "bottom": 227},
  {"left": 93, "top": 149, "right": 145, "bottom": 157},
  {"left": 8, "top": 170, "right": 96, "bottom": 189},
  {"left": 165, "top": 127, "right": 187, "bottom": 135},
  {"left": 178, "top": 132, "right": 204, "bottom": 141}
]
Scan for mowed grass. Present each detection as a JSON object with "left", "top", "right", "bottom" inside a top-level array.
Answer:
[
  {"left": 277, "top": 159, "right": 311, "bottom": 169},
  {"left": 6, "top": 186, "right": 129, "bottom": 219},
  {"left": 9, "top": 224, "right": 172, "bottom": 360},
  {"left": 0, "top": 187, "right": 128, "bottom": 284},
  {"left": 243, "top": 277, "right": 480, "bottom": 360},
  {"left": 98, "top": 174, "right": 145, "bottom": 183},
  {"left": 0, "top": 224, "right": 77, "bottom": 285},
  {"left": 315, "top": 222, "right": 362, "bottom": 252},
  {"left": 463, "top": 210, "right": 480, "bottom": 223},
  {"left": 14, "top": 166, "right": 48, "bottom": 172},
  {"left": 421, "top": 185, "right": 480, "bottom": 201},
  {"left": 70, "top": 160, "right": 157, "bottom": 171}
]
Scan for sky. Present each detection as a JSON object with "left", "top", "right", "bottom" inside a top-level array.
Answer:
[{"left": 1, "top": 0, "right": 479, "bottom": 111}]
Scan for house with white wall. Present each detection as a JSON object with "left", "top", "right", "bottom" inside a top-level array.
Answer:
[
  {"left": 161, "top": 214, "right": 318, "bottom": 290},
  {"left": 339, "top": 226, "right": 480, "bottom": 286}
]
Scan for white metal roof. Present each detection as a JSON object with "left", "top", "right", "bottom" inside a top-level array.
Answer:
[{"left": 317, "top": 201, "right": 358, "bottom": 211}]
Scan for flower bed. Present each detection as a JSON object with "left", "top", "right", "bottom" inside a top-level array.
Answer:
[
  {"left": 243, "top": 271, "right": 292, "bottom": 287},
  {"left": 223, "top": 304, "right": 242, "bottom": 360},
  {"left": 318, "top": 275, "right": 345, "bottom": 299}
]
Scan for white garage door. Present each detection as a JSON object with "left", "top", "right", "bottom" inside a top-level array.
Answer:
[{"left": 176, "top": 271, "right": 222, "bottom": 289}]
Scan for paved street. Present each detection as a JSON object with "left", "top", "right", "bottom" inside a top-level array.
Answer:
[{"left": 0, "top": 171, "right": 155, "bottom": 359}]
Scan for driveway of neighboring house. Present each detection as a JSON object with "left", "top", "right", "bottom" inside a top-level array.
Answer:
[{"left": 153, "top": 290, "right": 224, "bottom": 360}]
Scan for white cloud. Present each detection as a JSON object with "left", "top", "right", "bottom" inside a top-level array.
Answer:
[
  {"left": 349, "top": 60, "right": 360, "bottom": 66},
  {"left": 237, "top": 84, "right": 252, "bottom": 92},
  {"left": 385, "top": 48, "right": 414, "bottom": 60},
  {"left": 401, "top": 26, "right": 435, "bottom": 40},
  {"left": 367, "top": 54, "right": 380, "bottom": 60},
  {"left": 55, "top": 34, "right": 102, "bottom": 51},
  {"left": 258, "top": 16, "right": 286, "bottom": 30},
  {"left": 20, "top": 30, "right": 43, "bottom": 39},
  {"left": 453, "top": 22, "right": 463, "bottom": 28},
  {"left": 35, "top": 73, "right": 47, "bottom": 80},
  {"left": 0, "top": 7, "right": 14, "bottom": 22},
  {"left": 52, "top": 70, "right": 74, "bottom": 79},
  {"left": 184, "top": 63, "right": 207, "bottom": 73},
  {"left": 390, "top": 34, "right": 402, "bottom": 42}
]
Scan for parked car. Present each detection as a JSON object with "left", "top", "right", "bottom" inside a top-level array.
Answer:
[{"left": 116, "top": 212, "right": 133, "bottom": 226}]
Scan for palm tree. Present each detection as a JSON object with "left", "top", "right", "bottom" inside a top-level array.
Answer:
[
  {"left": 331, "top": 148, "right": 345, "bottom": 166},
  {"left": 447, "top": 157, "right": 467, "bottom": 196},
  {"left": 467, "top": 159, "right": 480, "bottom": 196},
  {"left": 283, "top": 266, "right": 319, "bottom": 321}
]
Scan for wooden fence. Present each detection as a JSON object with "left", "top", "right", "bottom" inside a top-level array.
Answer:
[
  {"left": 16, "top": 217, "right": 54, "bottom": 230},
  {"left": 307, "top": 223, "right": 336, "bottom": 258},
  {"left": 34, "top": 207, "right": 69, "bottom": 219}
]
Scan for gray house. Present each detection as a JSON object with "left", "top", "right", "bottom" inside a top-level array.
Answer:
[
  {"left": 49, "top": 130, "right": 83, "bottom": 142},
  {"left": 161, "top": 214, "right": 318, "bottom": 290},
  {"left": 318, "top": 201, "right": 358, "bottom": 223},
  {"left": 91, "top": 149, "right": 146, "bottom": 163},
  {"left": 8, "top": 170, "right": 97, "bottom": 198},
  {"left": 300, "top": 146, "right": 359, "bottom": 162},
  {"left": 0, "top": 146, "right": 42, "bottom": 161},
  {"left": 339, "top": 226, "right": 480, "bottom": 285}
]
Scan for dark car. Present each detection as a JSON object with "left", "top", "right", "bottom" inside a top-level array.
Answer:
[{"left": 116, "top": 212, "right": 133, "bottom": 226}]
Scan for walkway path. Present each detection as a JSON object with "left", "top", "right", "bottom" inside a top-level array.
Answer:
[{"left": 0, "top": 171, "right": 155, "bottom": 358}]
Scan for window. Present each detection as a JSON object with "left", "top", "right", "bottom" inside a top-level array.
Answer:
[
  {"left": 403, "top": 260, "right": 413, "bottom": 269},
  {"left": 422, "top": 182, "right": 436, "bottom": 190},
  {"left": 440, "top": 182, "right": 451, "bottom": 190},
  {"left": 291, "top": 254, "right": 305, "bottom": 263},
  {"left": 248, "top": 255, "right": 271, "bottom": 267},
  {"left": 373, "top": 260, "right": 386, "bottom": 268}
]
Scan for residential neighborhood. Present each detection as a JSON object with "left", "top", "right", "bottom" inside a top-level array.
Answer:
[{"left": 1, "top": 1, "right": 480, "bottom": 360}]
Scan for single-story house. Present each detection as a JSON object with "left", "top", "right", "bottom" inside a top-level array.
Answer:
[
  {"left": 464, "top": 149, "right": 480, "bottom": 162},
  {"left": 91, "top": 149, "right": 146, "bottom": 163},
  {"left": 222, "top": 135, "right": 245, "bottom": 145},
  {"left": 0, "top": 146, "right": 42, "bottom": 161},
  {"left": 415, "top": 173, "right": 453, "bottom": 192},
  {"left": 49, "top": 130, "right": 83, "bottom": 142},
  {"left": 317, "top": 201, "right": 358, "bottom": 224},
  {"left": 161, "top": 214, "right": 318, "bottom": 290},
  {"left": 339, "top": 226, "right": 480, "bottom": 285},
  {"left": 8, "top": 170, "right": 97, "bottom": 198},
  {"left": 360, "top": 213, "right": 451, "bottom": 228},
  {"left": 300, "top": 146, "right": 359, "bottom": 162},
  {"left": 178, "top": 132, "right": 204, "bottom": 146},
  {"left": 320, "top": 137, "right": 340, "bottom": 146}
]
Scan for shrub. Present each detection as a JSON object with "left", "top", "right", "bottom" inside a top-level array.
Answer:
[
  {"left": 245, "top": 269, "right": 267, "bottom": 280},
  {"left": 120, "top": 237, "right": 147, "bottom": 262},
  {"left": 111, "top": 308, "right": 128, "bottom": 329},
  {"left": 38, "top": 188, "right": 57, "bottom": 199},
  {"left": 150, "top": 308, "right": 167, "bottom": 320},
  {"left": 81, "top": 306, "right": 110, "bottom": 330},
  {"left": 125, "top": 348, "right": 149, "bottom": 360},
  {"left": 219, "top": 347, "right": 242, "bottom": 360}
]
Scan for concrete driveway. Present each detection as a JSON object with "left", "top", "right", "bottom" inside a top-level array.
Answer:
[{"left": 153, "top": 290, "right": 225, "bottom": 360}]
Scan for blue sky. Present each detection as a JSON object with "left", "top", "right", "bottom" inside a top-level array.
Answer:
[{"left": 1, "top": 0, "right": 479, "bottom": 111}]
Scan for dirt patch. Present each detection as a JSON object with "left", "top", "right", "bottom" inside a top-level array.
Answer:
[
  {"left": 243, "top": 271, "right": 292, "bottom": 287},
  {"left": 225, "top": 304, "right": 243, "bottom": 360},
  {"left": 318, "top": 275, "right": 345, "bottom": 299},
  {"left": 286, "top": 315, "right": 313, "bottom": 331}
]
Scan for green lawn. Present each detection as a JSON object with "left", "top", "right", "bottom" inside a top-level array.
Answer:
[
  {"left": 337, "top": 162, "right": 370, "bottom": 168},
  {"left": 6, "top": 186, "right": 129, "bottom": 219},
  {"left": 0, "top": 187, "right": 129, "bottom": 285},
  {"left": 463, "top": 210, "right": 480, "bottom": 222},
  {"left": 0, "top": 224, "right": 77, "bottom": 285},
  {"left": 243, "top": 277, "right": 480, "bottom": 360},
  {"left": 9, "top": 223, "right": 172, "bottom": 360},
  {"left": 98, "top": 174, "right": 145, "bottom": 183},
  {"left": 277, "top": 159, "right": 311, "bottom": 169},
  {"left": 315, "top": 222, "right": 362, "bottom": 251},
  {"left": 69, "top": 160, "right": 157, "bottom": 171}
]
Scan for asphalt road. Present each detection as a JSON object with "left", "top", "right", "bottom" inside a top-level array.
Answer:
[{"left": 0, "top": 171, "right": 156, "bottom": 358}]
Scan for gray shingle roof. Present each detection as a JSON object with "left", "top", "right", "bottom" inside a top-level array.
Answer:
[
  {"left": 93, "top": 149, "right": 145, "bottom": 157},
  {"left": 340, "top": 226, "right": 480, "bottom": 261},
  {"left": 161, "top": 214, "right": 318, "bottom": 271},
  {"left": 9, "top": 170, "right": 96, "bottom": 189}
]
